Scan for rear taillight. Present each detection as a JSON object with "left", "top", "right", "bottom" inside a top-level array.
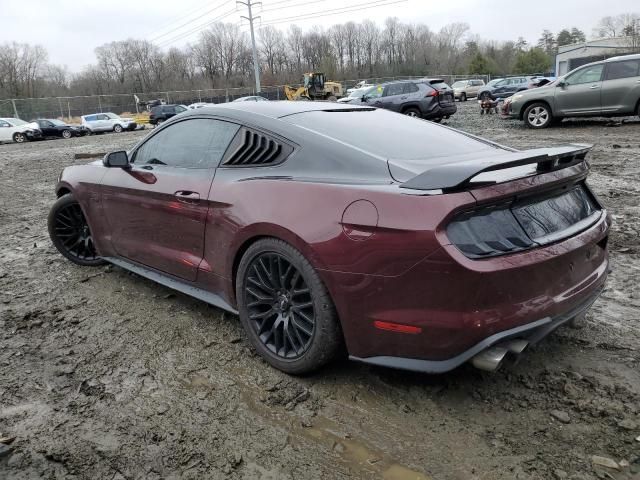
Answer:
[
  {"left": 425, "top": 89, "right": 438, "bottom": 97},
  {"left": 447, "top": 207, "right": 534, "bottom": 258}
]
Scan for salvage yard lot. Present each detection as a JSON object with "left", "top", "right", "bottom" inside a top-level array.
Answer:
[{"left": 1, "top": 102, "right": 639, "bottom": 480}]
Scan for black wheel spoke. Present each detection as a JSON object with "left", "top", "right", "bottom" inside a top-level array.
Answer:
[
  {"left": 243, "top": 252, "right": 315, "bottom": 359},
  {"left": 53, "top": 203, "right": 97, "bottom": 261}
]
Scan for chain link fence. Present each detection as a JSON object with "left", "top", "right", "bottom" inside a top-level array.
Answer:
[{"left": 0, "top": 74, "right": 492, "bottom": 122}]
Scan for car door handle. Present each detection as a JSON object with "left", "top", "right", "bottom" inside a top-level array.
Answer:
[
  {"left": 589, "top": 85, "right": 599, "bottom": 89},
  {"left": 400, "top": 96, "right": 408, "bottom": 100},
  {"left": 174, "top": 191, "right": 200, "bottom": 203}
]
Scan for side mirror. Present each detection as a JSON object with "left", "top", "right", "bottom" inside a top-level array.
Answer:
[
  {"left": 104, "top": 150, "right": 130, "bottom": 168},
  {"left": 361, "top": 95, "right": 368, "bottom": 102},
  {"left": 558, "top": 80, "right": 567, "bottom": 88}
]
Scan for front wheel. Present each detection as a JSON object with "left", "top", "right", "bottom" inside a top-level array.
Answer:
[
  {"left": 113, "top": 124, "right": 123, "bottom": 133},
  {"left": 48, "top": 194, "right": 106, "bottom": 266},
  {"left": 460, "top": 93, "right": 467, "bottom": 102},
  {"left": 62, "top": 129, "right": 72, "bottom": 139},
  {"left": 524, "top": 102, "right": 553, "bottom": 129},
  {"left": 13, "top": 132, "right": 26, "bottom": 143},
  {"left": 236, "top": 238, "right": 343, "bottom": 375},
  {"left": 327, "top": 95, "right": 337, "bottom": 102}
]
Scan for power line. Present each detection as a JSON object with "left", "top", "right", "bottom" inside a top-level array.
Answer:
[
  {"left": 259, "top": 0, "right": 328, "bottom": 13},
  {"left": 144, "top": 1, "right": 225, "bottom": 39},
  {"left": 150, "top": 0, "right": 234, "bottom": 42},
  {"left": 156, "top": 8, "right": 239, "bottom": 47},
  {"left": 259, "top": 0, "right": 406, "bottom": 27}
]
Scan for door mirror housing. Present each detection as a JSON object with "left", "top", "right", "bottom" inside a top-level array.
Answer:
[
  {"left": 361, "top": 95, "right": 368, "bottom": 102},
  {"left": 104, "top": 150, "right": 130, "bottom": 168},
  {"left": 558, "top": 80, "right": 567, "bottom": 88}
]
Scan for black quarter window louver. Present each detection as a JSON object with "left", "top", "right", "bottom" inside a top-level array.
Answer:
[{"left": 221, "top": 128, "right": 292, "bottom": 167}]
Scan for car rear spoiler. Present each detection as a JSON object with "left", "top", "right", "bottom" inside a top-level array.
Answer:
[{"left": 400, "top": 144, "right": 592, "bottom": 192}]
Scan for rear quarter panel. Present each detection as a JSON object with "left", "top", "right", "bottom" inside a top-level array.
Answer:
[{"left": 203, "top": 169, "right": 476, "bottom": 305}]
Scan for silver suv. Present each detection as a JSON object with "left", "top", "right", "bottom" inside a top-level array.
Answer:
[
  {"left": 81, "top": 113, "right": 137, "bottom": 133},
  {"left": 452, "top": 79, "right": 485, "bottom": 101},
  {"left": 510, "top": 53, "right": 640, "bottom": 128}
]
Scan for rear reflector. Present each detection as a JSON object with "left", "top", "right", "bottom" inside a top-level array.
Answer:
[{"left": 374, "top": 320, "right": 422, "bottom": 334}]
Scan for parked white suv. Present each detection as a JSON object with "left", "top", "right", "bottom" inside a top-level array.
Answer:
[
  {"left": 81, "top": 113, "right": 137, "bottom": 133},
  {"left": 0, "top": 118, "right": 43, "bottom": 143}
]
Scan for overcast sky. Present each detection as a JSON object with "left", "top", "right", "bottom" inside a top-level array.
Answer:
[{"left": 0, "top": 0, "right": 637, "bottom": 71}]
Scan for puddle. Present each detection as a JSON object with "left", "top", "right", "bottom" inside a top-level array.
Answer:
[{"left": 230, "top": 374, "right": 431, "bottom": 480}]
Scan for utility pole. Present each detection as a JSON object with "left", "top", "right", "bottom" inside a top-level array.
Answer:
[{"left": 237, "top": 0, "right": 261, "bottom": 93}]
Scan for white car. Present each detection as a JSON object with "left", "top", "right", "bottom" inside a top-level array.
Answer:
[
  {"left": 0, "top": 118, "right": 42, "bottom": 143},
  {"left": 337, "top": 86, "right": 376, "bottom": 104},
  {"left": 81, "top": 112, "right": 137, "bottom": 133},
  {"left": 188, "top": 102, "right": 215, "bottom": 109},
  {"left": 346, "top": 81, "right": 373, "bottom": 94}
]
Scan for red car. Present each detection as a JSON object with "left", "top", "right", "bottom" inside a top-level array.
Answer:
[{"left": 48, "top": 102, "right": 610, "bottom": 375}]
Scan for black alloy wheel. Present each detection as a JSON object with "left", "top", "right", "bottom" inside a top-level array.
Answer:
[
  {"left": 244, "top": 252, "right": 315, "bottom": 359},
  {"left": 236, "top": 238, "right": 343, "bottom": 374},
  {"left": 48, "top": 194, "right": 105, "bottom": 266}
]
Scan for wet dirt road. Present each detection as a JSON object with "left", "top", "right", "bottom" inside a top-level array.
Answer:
[{"left": 1, "top": 103, "right": 639, "bottom": 479}]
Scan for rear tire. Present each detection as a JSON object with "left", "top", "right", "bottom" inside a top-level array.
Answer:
[
  {"left": 523, "top": 102, "right": 553, "bottom": 129},
  {"left": 113, "top": 124, "right": 123, "bottom": 133},
  {"left": 48, "top": 194, "right": 106, "bottom": 267},
  {"left": 403, "top": 107, "right": 421, "bottom": 118},
  {"left": 327, "top": 95, "right": 337, "bottom": 102},
  {"left": 236, "top": 238, "right": 343, "bottom": 375},
  {"left": 12, "top": 132, "right": 26, "bottom": 143}
]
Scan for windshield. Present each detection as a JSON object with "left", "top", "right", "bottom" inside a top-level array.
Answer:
[
  {"left": 8, "top": 118, "right": 28, "bottom": 126},
  {"left": 105, "top": 113, "right": 120, "bottom": 119},
  {"left": 452, "top": 81, "right": 466, "bottom": 88}
]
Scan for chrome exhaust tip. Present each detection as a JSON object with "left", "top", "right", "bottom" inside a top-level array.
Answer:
[
  {"left": 471, "top": 346, "right": 509, "bottom": 372},
  {"left": 503, "top": 339, "right": 529, "bottom": 355}
]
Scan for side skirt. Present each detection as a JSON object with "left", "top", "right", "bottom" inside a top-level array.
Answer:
[{"left": 103, "top": 256, "right": 238, "bottom": 315}]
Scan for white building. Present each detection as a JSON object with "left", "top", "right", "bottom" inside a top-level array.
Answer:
[{"left": 556, "top": 37, "right": 639, "bottom": 76}]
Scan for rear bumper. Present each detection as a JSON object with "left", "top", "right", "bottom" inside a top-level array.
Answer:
[
  {"left": 350, "top": 285, "right": 603, "bottom": 373},
  {"left": 422, "top": 103, "right": 457, "bottom": 120},
  {"left": 323, "top": 209, "right": 611, "bottom": 368}
]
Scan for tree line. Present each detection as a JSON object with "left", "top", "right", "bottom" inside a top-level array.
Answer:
[{"left": 0, "top": 12, "right": 638, "bottom": 100}]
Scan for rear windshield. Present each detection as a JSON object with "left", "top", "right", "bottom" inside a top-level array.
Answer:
[
  {"left": 431, "top": 81, "right": 451, "bottom": 90},
  {"left": 283, "top": 109, "right": 498, "bottom": 161}
]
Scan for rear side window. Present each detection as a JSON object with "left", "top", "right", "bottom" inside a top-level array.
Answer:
[
  {"left": 163, "top": 106, "right": 176, "bottom": 114},
  {"left": 384, "top": 83, "right": 405, "bottom": 97},
  {"left": 151, "top": 106, "right": 161, "bottom": 115},
  {"left": 133, "top": 118, "right": 240, "bottom": 169},
  {"left": 0, "top": 120, "right": 10, "bottom": 127},
  {"left": 85, "top": 115, "right": 96, "bottom": 122},
  {"left": 605, "top": 60, "right": 640, "bottom": 80},
  {"left": 403, "top": 83, "right": 419, "bottom": 94}
]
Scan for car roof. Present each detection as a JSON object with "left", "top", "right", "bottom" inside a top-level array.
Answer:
[
  {"left": 605, "top": 53, "right": 640, "bottom": 62},
  {"left": 185, "top": 101, "right": 374, "bottom": 119}
]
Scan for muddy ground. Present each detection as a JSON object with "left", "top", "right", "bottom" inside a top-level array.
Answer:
[{"left": 0, "top": 102, "right": 639, "bottom": 480}]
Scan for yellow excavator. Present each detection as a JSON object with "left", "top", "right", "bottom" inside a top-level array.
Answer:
[{"left": 284, "top": 72, "right": 343, "bottom": 101}]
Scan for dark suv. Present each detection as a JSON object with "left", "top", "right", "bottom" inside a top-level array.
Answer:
[
  {"left": 361, "top": 79, "right": 456, "bottom": 121},
  {"left": 149, "top": 104, "right": 188, "bottom": 125}
]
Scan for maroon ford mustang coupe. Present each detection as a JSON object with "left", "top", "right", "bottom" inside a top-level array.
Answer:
[{"left": 48, "top": 102, "right": 610, "bottom": 374}]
